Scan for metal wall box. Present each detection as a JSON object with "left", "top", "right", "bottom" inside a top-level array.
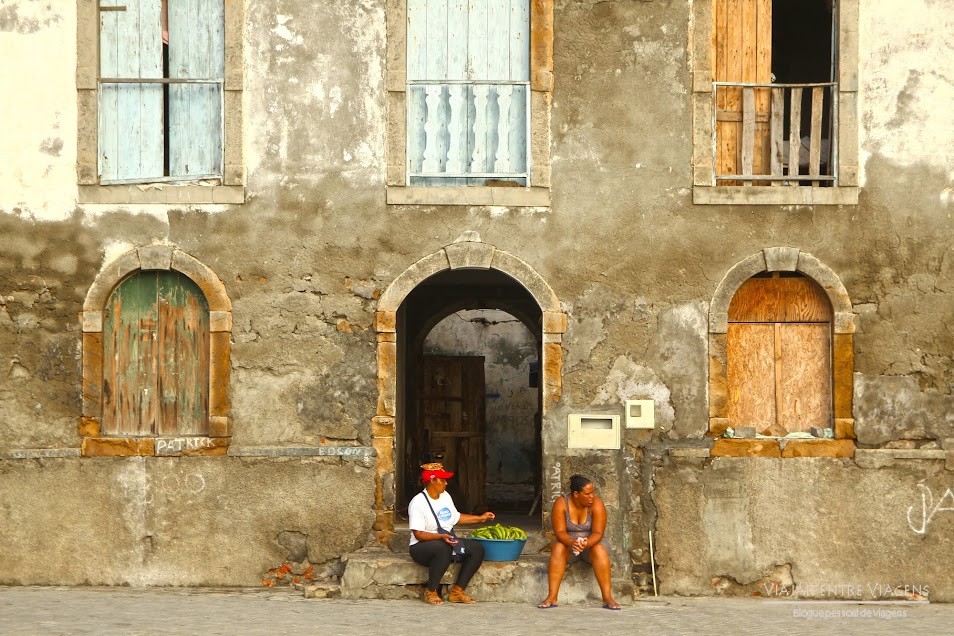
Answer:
[
  {"left": 625, "top": 399, "right": 655, "bottom": 429},
  {"left": 568, "top": 413, "right": 621, "bottom": 449}
]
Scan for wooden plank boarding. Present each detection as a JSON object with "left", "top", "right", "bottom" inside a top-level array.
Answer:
[
  {"left": 770, "top": 87, "right": 784, "bottom": 184},
  {"left": 741, "top": 87, "right": 755, "bottom": 184},
  {"left": 728, "top": 276, "right": 833, "bottom": 323},
  {"left": 788, "top": 87, "right": 802, "bottom": 177},
  {"left": 728, "top": 274, "right": 834, "bottom": 436},
  {"left": 727, "top": 323, "right": 778, "bottom": 435},
  {"left": 809, "top": 86, "right": 824, "bottom": 186},
  {"left": 778, "top": 323, "right": 832, "bottom": 433},
  {"left": 714, "top": 0, "right": 728, "bottom": 182},
  {"left": 754, "top": 0, "right": 771, "bottom": 181}
]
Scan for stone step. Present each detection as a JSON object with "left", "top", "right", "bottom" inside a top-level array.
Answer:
[
  {"left": 297, "top": 582, "right": 342, "bottom": 599},
  {"left": 340, "top": 549, "right": 634, "bottom": 606}
]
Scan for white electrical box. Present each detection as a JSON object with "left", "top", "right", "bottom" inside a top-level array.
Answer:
[
  {"left": 568, "top": 413, "right": 621, "bottom": 449},
  {"left": 625, "top": 399, "right": 655, "bottom": 429}
]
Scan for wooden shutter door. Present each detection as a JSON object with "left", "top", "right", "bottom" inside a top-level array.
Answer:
[
  {"left": 727, "top": 323, "right": 779, "bottom": 435},
  {"left": 103, "top": 271, "right": 209, "bottom": 435},
  {"left": 727, "top": 275, "right": 833, "bottom": 435},
  {"left": 777, "top": 323, "right": 831, "bottom": 432},
  {"left": 419, "top": 356, "right": 487, "bottom": 512},
  {"left": 714, "top": 0, "right": 771, "bottom": 182},
  {"left": 156, "top": 271, "right": 210, "bottom": 435},
  {"left": 168, "top": 0, "right": 225, "bottom": 177},
  {"left": 99, "top": 0, "right": 164, "bottom": 181}
]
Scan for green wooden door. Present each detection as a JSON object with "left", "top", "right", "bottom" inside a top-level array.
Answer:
[{"left": 103, "top": 271, "right": 210, "bottom": 436}]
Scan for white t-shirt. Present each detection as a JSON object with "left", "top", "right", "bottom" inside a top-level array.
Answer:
[{"left": 407, "top": 490, "right": 460, "bottom": 546}]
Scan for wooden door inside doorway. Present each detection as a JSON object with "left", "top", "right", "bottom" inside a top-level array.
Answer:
[{"left": 417, "top": 355, "right": 487, "bottom": 513}]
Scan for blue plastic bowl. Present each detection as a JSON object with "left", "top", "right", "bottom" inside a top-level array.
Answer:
[{"left": 470, "top": 537, "right": 528, "bottom": 561}]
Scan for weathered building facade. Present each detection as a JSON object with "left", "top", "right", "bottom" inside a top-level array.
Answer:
[{"left": 1, "top": 0, "right": 953, "bottom": 600}]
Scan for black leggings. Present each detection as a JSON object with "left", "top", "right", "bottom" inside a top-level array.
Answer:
[{"left": 409, "top": 538, "right": 485, "bottom": 591}]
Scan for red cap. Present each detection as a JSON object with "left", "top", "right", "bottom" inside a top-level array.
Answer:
[{"left": 421, "top": 462, "right": 454, "bottom": 481}]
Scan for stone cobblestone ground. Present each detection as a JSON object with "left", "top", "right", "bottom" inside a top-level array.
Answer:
[{"left": 1, "top": 588, "right": 951, "bottom": 635}]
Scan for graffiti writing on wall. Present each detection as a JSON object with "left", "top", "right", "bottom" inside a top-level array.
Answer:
[
  {"left": 155, "top": 437, "right": 217, "bottom": 455},
  {"left": 907, "top": 484, "right": 954, "bottom": 534},
  {"left": 548, "top": 461, "right": 562, "bottom": 507},
  {"left": 116, "top": 464, "right": 207, "bottom": 507}
]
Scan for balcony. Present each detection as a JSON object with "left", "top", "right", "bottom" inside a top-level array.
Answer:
[
  {"left": 406, "top": 81, "right": 530, "bottom": 187},
  {"left": 713, "top": 82, "right": 837, "bottom": 186}
]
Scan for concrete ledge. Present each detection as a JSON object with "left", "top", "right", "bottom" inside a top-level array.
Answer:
[
  {"left": 0, "top": 448, "right": 82, "bottom": 460},
  {"left": 341, "top": 550, "right": 633, "bottom": 605},
  {"left": 228, "top": 446, "right": 375, "bottom": 458},
  {"left": 78, "top": 185, "right": 245, "bottom": 205},
  {"left": 386, "top": 186, "right": 550, "bottom": 207},
  {"left": 693, "top": 186, "right": 859, "bottom": 206}
]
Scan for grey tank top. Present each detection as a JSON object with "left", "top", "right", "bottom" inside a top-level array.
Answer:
[{"left": 564, "top": 494, "right": 592, "bottom": 539}]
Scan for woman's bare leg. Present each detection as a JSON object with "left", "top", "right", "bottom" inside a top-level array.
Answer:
[
  {"left": 589, "top": 544, "right": 619, "bottom": 608},
  {"left": 537, "top": 542, "right": 570, "bottom": 607}
]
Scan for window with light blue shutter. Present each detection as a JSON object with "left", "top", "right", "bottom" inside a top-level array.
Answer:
[
  {"left": 407, "top": 0, "right": 530, "bottom": 186},
  {"left": 98, "top": 0, "right": 224, "bottom": 184}
]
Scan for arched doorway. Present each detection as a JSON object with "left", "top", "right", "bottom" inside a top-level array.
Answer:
[
  {"left": 371, "top": 237, "right": 566, "bottom": 541},
  {"left": 400, "top": 269, "right": 541, "bottom": 514}
]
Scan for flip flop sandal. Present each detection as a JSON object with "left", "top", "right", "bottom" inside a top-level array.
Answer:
[
  {"left": 537, "top": 601, "right": 559, "bottom": 609},
  {"left": 602, "top": 603, "right": 622, "bottom": 610}
]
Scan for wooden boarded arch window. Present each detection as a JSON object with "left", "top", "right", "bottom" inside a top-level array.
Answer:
[
  {"left": 714, "top": 0, "right": 836, "bottom": 186},
  {"left": 407, "top": 0, "right": 530, "bottom": 186},
  {"left": 727, "top": 272, "right": 832, "bottom": 436},
  {"left": 102, "top": 270, "right": 210, "bottom": 436},
  {"left": 98, "top": 0, "right": 225, "bottom": 183}
]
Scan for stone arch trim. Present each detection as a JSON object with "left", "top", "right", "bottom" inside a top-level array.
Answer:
[
  {"left": 707, "top": 247, "right": 856, "bottom": 458},
  {"left": 79, "top": 246, "right": 233, "bottom": 457},
  {"left": 370, "top": 237, "right": 565, "bottom": 543},
  {"left": 709, "top": 247, "right": 855, "bottom": 334},
  {"left": 377, "top": 240, "right": 560, "bottom": 314}
]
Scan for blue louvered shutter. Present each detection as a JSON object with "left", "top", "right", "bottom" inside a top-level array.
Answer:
[
  {"left": 168, "top": 0, "right": 225, "bottom": 178},
  {"left": 99, "top": 1, "right": 223, "bottom": 183},
  {"left": 99, "top": 0, "right": 164, "bottom": 182}
]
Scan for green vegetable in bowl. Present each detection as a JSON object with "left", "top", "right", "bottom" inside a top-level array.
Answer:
[{"left": 469, "top": 523, "right": 528, "bottom": 540}]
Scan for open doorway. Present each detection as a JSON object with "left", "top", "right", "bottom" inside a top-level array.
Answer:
[{"left": 396, "top": 269, "right": 542, "bottom": 524}]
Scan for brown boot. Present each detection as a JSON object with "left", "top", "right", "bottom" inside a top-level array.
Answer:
[
  {"left": 423, "top": 589, "right": 443, "bottom": 605},
  {"left": 448, "top": 585, "right": 477, "bottom": 604}
]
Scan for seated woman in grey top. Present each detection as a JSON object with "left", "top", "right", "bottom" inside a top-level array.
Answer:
[{"left": 537, "top": 474, "right": 620, "bottom": 609}]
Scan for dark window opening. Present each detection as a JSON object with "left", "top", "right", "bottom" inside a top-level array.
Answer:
[{"left": 772, "top": 0, "right": 836, "bottom": 184}]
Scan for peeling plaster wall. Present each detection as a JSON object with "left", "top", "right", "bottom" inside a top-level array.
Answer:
[
  {"left": 0, "top": 0, "right": 953, "bottom": 592},
  {"left": 0, "top": 457, "right": 374, "bottom": 586}
]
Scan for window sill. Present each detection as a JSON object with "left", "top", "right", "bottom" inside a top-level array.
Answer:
[
  {"left": 693, "top": 186, "right": 859, "bottom": 206},
  {"left": 710, "top": 438, "right": 855, "bottom": 458},
  {"left": 387, "top": 186, "right": 550, "bottom": 207},
  {"left": 78, "top": 184, "right": 245, "bottom": 205}
]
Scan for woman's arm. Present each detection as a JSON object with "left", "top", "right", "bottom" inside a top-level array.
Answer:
[
  {"left": 585, "top": 497, "right": 607, "bottom": 546},
  {"left": 412, "top": 529, "right": 459, "bottom": 544},
  {"left": 458, "top": 511, "right": 495, "bottom": 525},
  {"left": 550, "top": 497, "right": 576, "bottom": 549}
]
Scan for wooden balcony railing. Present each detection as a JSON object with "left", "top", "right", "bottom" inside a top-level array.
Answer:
[
  {"left": 407, "top": 81, "right": 530, "bottom": 186},
  {"left": 714, "top": 82, "right": 837, "bottom": 186}
]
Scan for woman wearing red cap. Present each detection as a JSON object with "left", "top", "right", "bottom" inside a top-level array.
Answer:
[{"left": 408, "top": 463, "right": 496, "bottom": 605}]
